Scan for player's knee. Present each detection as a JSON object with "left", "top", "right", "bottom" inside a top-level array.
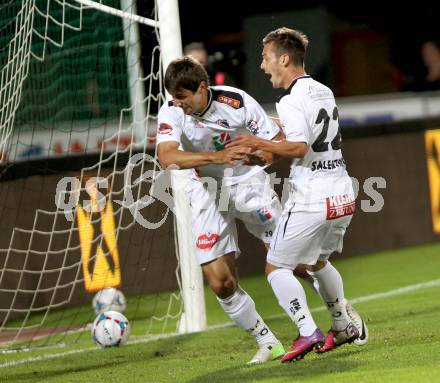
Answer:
[
  {"left": 210, "top": 275, "right": 237, "bottom": 298},
  {"left": 265, "top": 262, "right": 278, "bottom": 275},
  {"left": 293, "top": 264, "right": 310, "bottom": 279}
]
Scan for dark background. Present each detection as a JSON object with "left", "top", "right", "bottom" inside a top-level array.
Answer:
[{"left": 138, "top": 1, "right": 440, "bottom": 101}]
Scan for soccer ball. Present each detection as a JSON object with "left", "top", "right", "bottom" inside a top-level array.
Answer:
[
  {"left": 92, "top": 287, "right": 126, "bottom": 315},
  {"left": 92, "top": 310, "right": 130, "bottom": 347}
]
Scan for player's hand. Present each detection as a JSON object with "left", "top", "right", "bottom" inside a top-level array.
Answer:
[
  {"left": 225, "top": 134, "right": 262, "bottom": 151},
  {"left": 242, "top": 150, "right": 267, "bottom": 166},
  {"left": 242, "top": 149, "right": 276, "bottom": 166},
  {"left": 214, "top": 146, "right": 253, "bottom": 165}
]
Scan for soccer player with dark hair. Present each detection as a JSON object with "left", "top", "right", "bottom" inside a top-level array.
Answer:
[{"left": 157, "top": 56, "right": 285, "bottom": 364}]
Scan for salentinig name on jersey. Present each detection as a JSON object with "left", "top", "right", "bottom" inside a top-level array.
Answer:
[{"left": 311, "top": 158, "right": 346, "bottom": 171}]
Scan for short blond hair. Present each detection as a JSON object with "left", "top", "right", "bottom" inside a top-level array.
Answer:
[{"left": 263, "top": 27, "right": 309, "bottom": 67}]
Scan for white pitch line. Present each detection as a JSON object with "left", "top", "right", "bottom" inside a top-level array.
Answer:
[
  {"left": 1, "top": 278, "right": 439, "bottom": 369},
  {"left": 209, "top": 278, "right": 440, "bottom": 330}
]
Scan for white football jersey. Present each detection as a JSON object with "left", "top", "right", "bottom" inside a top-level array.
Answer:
[
  {"left": 276, "top": 76, "right": 353, "bottom": 204},
  {"left": 157, "top": 85, "right": 280, "bottom": 185}
]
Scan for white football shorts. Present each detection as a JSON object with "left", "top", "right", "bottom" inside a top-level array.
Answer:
[
  {"left": 186, "top": 171, "right": 281, "bottom": 265},
  {"left": 267, "top": 193, "right": 355, "bottom": 269}
]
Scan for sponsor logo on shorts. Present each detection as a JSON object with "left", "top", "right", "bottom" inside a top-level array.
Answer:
[
  {"left": 256, "top": 207, "right": 272, "bottom": 222},
  {"left": 196, "top": 232, "right": 220, "bottom": 249},
  {"left": 217, "top": 95, "right": 241, "bottom": 109},
  {"left": 158, "top": 123, "right": 173, "bottom": 134},
  {"left": 326, "top": 194, "right": 355, "bottom": 220}
]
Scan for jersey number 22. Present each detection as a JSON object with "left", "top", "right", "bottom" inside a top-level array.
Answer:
[{"left": 312, "top": 106, "right": 342, "bottom": 152}]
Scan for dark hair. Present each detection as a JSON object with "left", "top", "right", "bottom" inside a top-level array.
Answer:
[
  {"left": 164, "top": 56, "right": 210, "bottom": 95},
  {"left": 262, "top": 27, "right": 309, "bottom": 67}
]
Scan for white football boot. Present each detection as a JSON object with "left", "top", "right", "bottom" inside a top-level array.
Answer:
[
  {"left": 343, "top": 298, "right": 369, "bottom": 346},
  {"left": 247, "top": 342, "right": 285, "bottom": 365}
]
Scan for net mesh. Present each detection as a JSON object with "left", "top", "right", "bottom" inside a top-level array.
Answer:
[{"left": 0, "top": 0, "right": 183, "bottom": 350}]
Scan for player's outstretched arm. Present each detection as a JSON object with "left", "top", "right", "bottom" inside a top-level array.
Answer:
[
  {"left": 157, "top": 141, "right": 252, "bottom": 169},
  {"left": 226, "top": 133, "right": 307, "bottom": 160},
  {"left": 270, "top": 116, "right": 282, "bottom": 129},
  {"left": 241, "top": 130, "right": 283, "bottom": 165}
]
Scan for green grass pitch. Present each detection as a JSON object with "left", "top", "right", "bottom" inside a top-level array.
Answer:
[{"left": 1, "top": 242, "right": 439, "bottom": 382}]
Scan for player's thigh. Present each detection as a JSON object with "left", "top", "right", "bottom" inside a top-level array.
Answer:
[
  {"left": 187, "top": 180, "right": 239, "bottom": 265},
  {"left": 319, "top": 214, "right": 353, "bottom": 262},
  {"left": 267, "top": 208, "right": 328, "bottom": 269},
  {"left": 231, "top": 172, "right": 281, "bottom": 244}
]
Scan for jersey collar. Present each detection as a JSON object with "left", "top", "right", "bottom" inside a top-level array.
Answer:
[
  {"left": 193, "top": 88, "right": 213, "bottom": 118},
  {"left": 276, "top": 75, "right": 311, "bottom": 103}
]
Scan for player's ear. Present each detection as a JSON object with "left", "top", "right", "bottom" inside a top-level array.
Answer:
[
  {"left": 281, "top": 53, "right": 290, "bottom": 67},
  {"left": 198, "top": 81, "right": 208, "bottom": 93}
]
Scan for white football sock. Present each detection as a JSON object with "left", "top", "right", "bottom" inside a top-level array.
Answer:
[
  {"left": 217, "top": 286, "right": 278, "bottom": 346},
  {"left": 267, "top": 268, "right": 317, "bottom": 337},
  {"left": 308, "top": 261, "right": 350, "bottom": 331},
  {"left": 299, "top": 271, "right": 321, "bottom": 297}
]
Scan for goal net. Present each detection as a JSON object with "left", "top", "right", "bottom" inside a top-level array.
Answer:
[{"left": 0, "top": 0, "right": 205, "bottom": 351}]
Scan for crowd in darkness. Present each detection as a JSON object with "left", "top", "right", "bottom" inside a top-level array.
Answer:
[
  {"left": 175, "top": 1, "right": 440, "bottom": 94},
  {"left": 134, "top": 1, "right": 440, "bottom": 95},
  {"left": 399, "top": 39, "right": 440, "bottom": 92}
]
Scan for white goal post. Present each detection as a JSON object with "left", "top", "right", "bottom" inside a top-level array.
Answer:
[
  {"left": 0, "top": 0, "right": 206, "bottom": 348},
  {"left": 73, "top": 0, "right": 207, "bottom": 334},
  {"left": 156, "top": 0, "right": 207, "bottom": 333}
]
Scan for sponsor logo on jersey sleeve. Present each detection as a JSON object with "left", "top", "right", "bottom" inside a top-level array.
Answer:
[
  {"left": 196, "top": 232, "right": 220, "bottom": 249},
  {"left": 158, "top": 123, "right": 173, "bottom": 134},
  {"left": 246, "top": 119, "right": 260, "bottom": 135},
  {"left": 217, "top": 95, "right": 241, "bottom": 109}
]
